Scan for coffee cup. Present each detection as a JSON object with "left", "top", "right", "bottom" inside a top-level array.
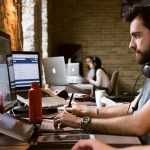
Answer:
[{"left": 95, "top": 90, "right": 106, "bottom": 108}]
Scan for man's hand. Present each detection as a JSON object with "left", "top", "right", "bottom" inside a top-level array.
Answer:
[
  {"left": 71, "top": 139, "right": 116, "bottom": 150},
  {"left": 54, "top": 110, "right": 81, "bottom": 129},
  {"left": 72, "top": 139, "right": 150, "bottom": 150},
  {"left": 66, "top": 104, "right": 86, "bottom": 117}
]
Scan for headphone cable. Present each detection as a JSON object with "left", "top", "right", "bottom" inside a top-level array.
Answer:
[{"left": 126, "top": 73, "right": 143, "bottom": 115}]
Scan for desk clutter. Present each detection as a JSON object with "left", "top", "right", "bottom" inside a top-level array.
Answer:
[
  {"left": 0, "top": 33, "right": 142, "bottom": 149},
  {"left": 0, "top": 113, "right": 141, "bottom": 149},
  {"left": 0, "top": 113, "right": 94, "bottom": 145},
  {"left": 0, "top": 50, "right": 124, "bottom": 149}
]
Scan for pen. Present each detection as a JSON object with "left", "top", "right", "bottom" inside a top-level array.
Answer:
[{"left": 68, "top": 93, "right": 74, "bottom": 107}]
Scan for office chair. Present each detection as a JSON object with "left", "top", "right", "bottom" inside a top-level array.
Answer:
[
  {"left": 108, "top": 70, "right": 136, "bottom": 102},
  {"left": 108, "top": 70, "right": 119, "bottom": 96}
]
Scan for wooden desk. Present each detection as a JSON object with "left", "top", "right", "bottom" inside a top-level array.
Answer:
[
  {"left": 0, "top": 133, "right": 141, "bottom": 150},
  {"left": 95, "top": 134, "right": 141, "bottom": 147},
  {"left": 51, "top": 84, "right": 92, "bottom": 94}
]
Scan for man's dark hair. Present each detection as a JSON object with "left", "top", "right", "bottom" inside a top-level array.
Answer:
[{"left": 125, "top": 5, "right": 150, "bottom": 30}]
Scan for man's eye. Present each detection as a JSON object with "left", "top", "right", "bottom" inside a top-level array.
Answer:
[{"left": 134, "top": 34, "right": 140, "bottom": 38}]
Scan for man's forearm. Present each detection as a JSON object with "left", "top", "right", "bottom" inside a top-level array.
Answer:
[
  {"left": 83, "top": 103, "right": 129, "bottom": 118},
  {"left": 85, "top": 115, "right": 141, "bottom": 136}
]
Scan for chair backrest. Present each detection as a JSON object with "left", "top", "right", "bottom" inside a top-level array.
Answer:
[{"left": 108, "top": 70, "right": 119, "bottom": 95}]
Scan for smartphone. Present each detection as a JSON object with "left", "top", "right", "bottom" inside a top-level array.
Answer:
[{"left": 37, "top": 133, "right": 95, "bottom": 144}]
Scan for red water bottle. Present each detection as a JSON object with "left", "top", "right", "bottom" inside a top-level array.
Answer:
[{"left": 29, "top": 82, "right": 42, "bottom": 123}]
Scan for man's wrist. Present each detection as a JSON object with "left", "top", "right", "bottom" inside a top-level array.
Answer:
[
  {"left": 80, "top": 116, "right": 91, "bottom": 130},
  {"left": 83, "top": 109, "right": 95, "bottom": 118},
  {"left": 76, "top": 117, "right": 82, "bottom": 128}
]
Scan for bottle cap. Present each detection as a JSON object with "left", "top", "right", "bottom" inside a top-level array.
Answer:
[{"left": 31, "top": 82, "right": 39, "bottom": 89}]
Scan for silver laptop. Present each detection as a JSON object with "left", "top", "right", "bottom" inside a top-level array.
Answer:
[
  {"left": 66, "top": 63, "right": 80, "bottom": 76},
  {"left": 43, "top": 56, "right": 67, "bottom": 86},
  {"left": 43, "top": 56, "right": 89, "bottom": 94},
  {"left": 0, "top": 64, "right": 17, "bottom": 111}
]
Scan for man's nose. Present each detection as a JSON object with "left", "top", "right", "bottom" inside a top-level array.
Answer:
[{"left": 129, "top": 39, "right": 136, "bottom": 50}]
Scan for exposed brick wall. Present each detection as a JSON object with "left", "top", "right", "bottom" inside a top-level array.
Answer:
[
  {"left": 0, "top": 0, "right": 21, "bottom": 50},
  {"left": 48, "top": 0, "right": 145, "bottom": 94},
  {"left": 0, "top": 0, "right": 48, "bottom": 53},
  {"left": 1, "top": 0, "right": 145, "bottom": 93},
  {"left": 19, "top": 0, "right": 48, "bottom": 54}
]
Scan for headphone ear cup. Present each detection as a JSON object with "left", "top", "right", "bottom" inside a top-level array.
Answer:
[
  {"left": 142, "top": 62, "right": 150, "bottom": 78},
  {"left": 92, "top": 57, "right": 96, "bottom": 65}
]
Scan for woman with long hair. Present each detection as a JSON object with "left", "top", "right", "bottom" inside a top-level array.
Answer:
[{"left": 85, "top": 56, "right": 110, "bottom": 90}]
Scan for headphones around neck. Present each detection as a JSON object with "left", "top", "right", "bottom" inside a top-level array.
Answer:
[{"left": 142, "top": 62, "right": 150, "bottom": 78}]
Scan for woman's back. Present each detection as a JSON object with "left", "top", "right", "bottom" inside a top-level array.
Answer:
[
  {"left": 86, "top": 56, "right": 110, "bottom": 89},
  {"left": 88, "top": 68, "right": 110, "bottom": 88}
]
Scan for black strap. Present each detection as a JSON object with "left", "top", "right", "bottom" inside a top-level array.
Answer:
[{"left": 132, "top": 93, "right": 143, "bottom": 113}]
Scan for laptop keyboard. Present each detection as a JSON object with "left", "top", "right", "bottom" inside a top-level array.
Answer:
[
  {"left": 16, "top": 90, "right": 51, "bottom": 99},
  {"left": 40, "top": 119, "right": 55, "bottom": 130}
]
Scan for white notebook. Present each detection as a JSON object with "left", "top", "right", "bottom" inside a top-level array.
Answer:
[{"left": 0, "top": 114, "right": 34, "bottom": 141}]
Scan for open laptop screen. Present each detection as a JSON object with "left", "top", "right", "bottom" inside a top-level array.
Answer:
[
  {"left": 67, "top": 63, "right": 80, "bottom": 76},
  {"left": 6, "top": 51, "right": 42, "bottom": 91},
  {"left": 43, "top": 56, "right": 67, "bottom": 86}
]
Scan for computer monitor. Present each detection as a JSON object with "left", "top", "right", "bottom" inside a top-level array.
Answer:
[
  {"left": 0, "top": 31, "right": 12, "bottom": 100},
  {"left": 6, "top": 51, "right": 42, "bottom": 91}
]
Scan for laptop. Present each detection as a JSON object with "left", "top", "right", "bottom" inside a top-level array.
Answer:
[
  {"left": 43, "top": 56, "right": 67, "bottom": 86},
  {"left": 0, "top": 64, "right": 17, "bottom": 111},
  {"left": 0, "top": 31, "right": 17, "bottom": 110},
  {"left": 6, "top": 51, "right": 67, "bottom": 108},
  {"left": 6, "top": 51, "right": 42, "bottom": 92},
  {"left": 43, "top": 56, "right": 89, "bottom": 94},
  {"left": 66, "top": 63, "right": 80, "bottom": 76},
  {"left": 66, "top": 62, "right": 84, "bottom": 84}
]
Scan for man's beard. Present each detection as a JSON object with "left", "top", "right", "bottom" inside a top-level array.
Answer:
[{"left": 136, "top": 51, "right": 150, "bottom": 65}]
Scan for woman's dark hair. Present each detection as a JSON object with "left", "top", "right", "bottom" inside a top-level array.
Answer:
[
  {"left": 91, "top": 57, "right": 102, "bottom": 80},
  {"left": 125, "top": 5, "right": 150, "bottom": 30},
  {"left": 92, "top": 57, "right": 102, "bottom": 70},
  {"left": 91, "top": 56, "right": 109, "bottom": 81}
]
